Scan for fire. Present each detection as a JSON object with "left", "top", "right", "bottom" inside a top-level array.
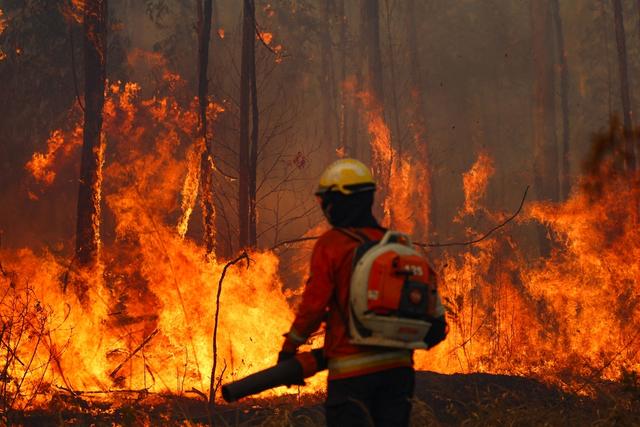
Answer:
[
  {"left": 177, "top": 137, "right": 205, "bottom": 238},
  {"left": 459, "top": 150, "right": 495, "bottom": 217},
  {"left": 6, "top": 52, "right": 640, "bottom": 415},
  {"left": 26, "top": 125, "right": 84, "bottom": 186},
  {"left": 352, "top": 85, "right": 429, "bottom": 234},
  {"left": 8, "top": 72, "right": 317, "bottom": 408}
]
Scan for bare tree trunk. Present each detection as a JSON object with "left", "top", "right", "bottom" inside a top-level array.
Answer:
[
  {"left": 238, "top": 0, "right": 254, "bottom": 249},
  {"left": 198, "top": 0, "right": 215, "bottom": 256},
  {"left": 383, "top": 0, "right": 401, "bottom": 158},
  {"left": 613, "top": 0, "right": 636, "bottom": 170},
  {"left": 551, "top": 0, "right": 571, "bottom": 199},
  {"left": 362, "top": 0, "right": 384, "bottom": 104},
  {"left": 76, "top": 0, "right": 107, "bottom": 267},
  {"left": 531, "top": 0, "right": 559, "bottom": 255},
  {"left": 361, "top": 0, "right": 389, "bottom": 214},
  {"left": 320, "top": 0, "right": 338, "bottom": 153},
  {"left": 248, "top": 39, "right": 258, "bottom": 248},
  {"left": 338, "top": 0, "right": 348, "bottom": 154},
  {"left": 406, "top": 0, "right": 435, "bottom": 239}
]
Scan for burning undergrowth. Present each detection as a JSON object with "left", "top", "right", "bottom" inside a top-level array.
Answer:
[{"left": 0, "top": 66, "right": 638, "bottom": 423}]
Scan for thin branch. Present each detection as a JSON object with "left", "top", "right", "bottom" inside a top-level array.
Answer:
[
  {"left": 269, "top": 236, "right": 320, "bottom": 251},
  {"left": 417, "top": 186, "right": 529, "bottom": 248},
  {"left": 110, "top": 328, "right": 159, "bottom": 379},
  {"left": 209, "top": 251, "right": 249, "bottom": 405},
  {"left": 268, "top": 186, "right": 529, "bottom": 250}
]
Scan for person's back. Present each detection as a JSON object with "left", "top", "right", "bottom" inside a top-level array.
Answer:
[{"left": 279, "top": 159, "right": 445, "bottom": 426}]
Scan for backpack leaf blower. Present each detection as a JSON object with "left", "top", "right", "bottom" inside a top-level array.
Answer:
[{"left": 221, "top": 349, "right": 327, "bottom": 402}]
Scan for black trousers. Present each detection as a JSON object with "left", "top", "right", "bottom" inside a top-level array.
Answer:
[{"left": 325, "top": 367, "right": 415, "bottom": 427}]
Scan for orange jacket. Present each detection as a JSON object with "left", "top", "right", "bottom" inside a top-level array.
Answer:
[{"left": 284, "top": 227, "right": 413, "bottom": 380}]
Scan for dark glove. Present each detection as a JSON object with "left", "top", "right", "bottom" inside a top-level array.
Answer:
[{"left": 424, "top": 315, "right": 448, "bottom": 349}]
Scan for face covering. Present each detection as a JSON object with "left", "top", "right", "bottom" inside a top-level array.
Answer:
[{"left": 320, "top": 190, "right": 380, "bottom": 228}]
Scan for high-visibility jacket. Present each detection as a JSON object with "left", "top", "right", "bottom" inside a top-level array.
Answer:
[{"left": 284, "top": 227, "right": 413, "bottom": 380}]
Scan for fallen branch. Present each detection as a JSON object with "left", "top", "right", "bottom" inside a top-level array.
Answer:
[
  {"left": 417, "top": 186, "right": 529, "bottom": 248},
  {"left": 54, "top": 385, "right": 151, "bottom": 395},
  {"left": 209, "top": 252, "right": 249, "bottom": 405},
  {"left": 269, "top": 236, "right": 320, "bottom": 251},
  {"left": 109, "top": 329, "right": 159, "bottom": 379}
]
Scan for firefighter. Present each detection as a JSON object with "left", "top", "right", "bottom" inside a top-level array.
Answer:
[{"left": 279, "top": 158, "right": 415, "bottom": 427}]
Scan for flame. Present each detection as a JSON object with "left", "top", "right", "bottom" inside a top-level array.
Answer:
[
  {"left": 348, "top": 82, "right": 418, "bottom": 233},
  {"left": 26, "top": 126, "right": 83, "bottom": 185},
  {"left": 177, "top": 138, "right": 205, "bottom": 238},
  {"left": 8, "top": 74, "right": 317, "bottom": 407},
  {"left": 8, "top": 53, "right": 640, "bottom": 413},
  {"left": 459, "top": 150, "right": 495, "bottom": 217}
]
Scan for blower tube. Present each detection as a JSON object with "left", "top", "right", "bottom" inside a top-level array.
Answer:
[{"left": 221, "top": 349, "right": 327, "bottom": 402}]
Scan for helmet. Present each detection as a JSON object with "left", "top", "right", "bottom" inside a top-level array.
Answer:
[{"left": 316, "top": 158, "right": 376, "bottom": 196}]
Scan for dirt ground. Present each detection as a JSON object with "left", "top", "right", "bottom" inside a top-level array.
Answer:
[{"left": 10, "top": 371, "right": 640, "bottom": 426}]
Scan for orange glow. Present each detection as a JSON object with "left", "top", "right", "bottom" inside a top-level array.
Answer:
[
  {"left": 460, "top": 150, "right": 495, "bottom": 217},
  {"left": 259, "top": 31, "right": 273, "bottom": 45},
  {"left": 26, "top": 126, "right": 83, "bottom": 185},
  {"left": 13, "top": 74, "right": 315, "bottom": 407},
  {"left": 8, "top": 59, "right": 640, "bottom": 413}
]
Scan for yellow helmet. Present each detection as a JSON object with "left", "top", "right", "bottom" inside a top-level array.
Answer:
[{"left": 316, "top": 158, "right": 376, "bottom": 195}]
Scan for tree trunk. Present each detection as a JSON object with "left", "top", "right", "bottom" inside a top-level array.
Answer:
[
  {"left": 248, "top": 35, "right": 258, "bottom": 248},
  {"left": 320, "top": 0, "right": 338, "bottom": 153},
  {"left": 406, "top": 0, "right": 435, "bottom": 240},
  {"left": 338, "top": 0, "right": 348, "bottom": 154},
  {"left": 613, "top": 0, "right": 636, "bottom": 171},
  {"left": 362, "top": 0, "right": 384, "bottom": 104},
  {"left": 361, "top": 0, "right": 389, "bottom": 214},
  {"left": 530, "top": 0, "right": 559, "bottom": 203},
  {"left": 198, "top": 0, "right": 215, "bottom": 256},
  {"left": 75, "top": 0, "right": 107, "bottom": 267},
  {"left": 551, "top": 0, "right": 571, "bottom": 199},
  {"left": 238, "top": 0, "right": 254, "bottom": 249},
  {"left": 530, "top": 0, "right": 559, "bottom": 255}
]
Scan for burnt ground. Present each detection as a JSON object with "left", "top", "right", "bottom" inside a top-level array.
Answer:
[{"left": 10, "top": 371, "right": 640, "bottom": 426}]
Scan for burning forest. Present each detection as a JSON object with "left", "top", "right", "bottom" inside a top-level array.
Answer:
[{"left": 0, "top": 0, "right": 639, "bottom": 425}]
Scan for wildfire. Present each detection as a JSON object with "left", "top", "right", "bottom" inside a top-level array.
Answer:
[{"left": 6, "top": 55, "right": 640, "bottom": 416}]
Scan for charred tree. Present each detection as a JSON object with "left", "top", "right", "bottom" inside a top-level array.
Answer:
[
  {"left": 551, "top": 0, "right": 571, "bottom": 199},
  {"left": 612, "top": 0, "right": 636, "bottom": 170},
  {"left": 239, "top": 0, "right": 256, "bottom": 248},
  {"left": 75, "top": 0, "right": 107, "bottom": 267},
  {"left": 198, "top": 0, "right": 216, "bottom": 256},
  {"left": 530, "top": 0, "right": 559, "bottom": 255}
]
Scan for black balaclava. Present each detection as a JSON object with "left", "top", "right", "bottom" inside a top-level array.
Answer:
[{"left": 320, "top": 190, "right": 380, "bottom": 228}]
